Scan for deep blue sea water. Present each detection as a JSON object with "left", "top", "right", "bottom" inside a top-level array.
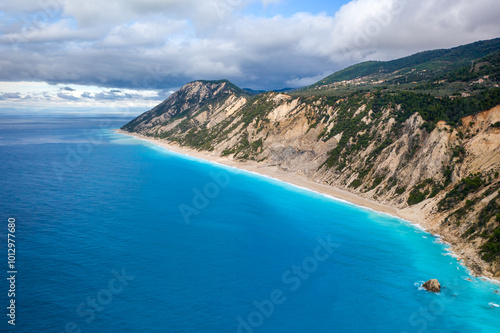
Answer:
[{"left": 1, "top": 114, "right": 499, "bottom": 333}]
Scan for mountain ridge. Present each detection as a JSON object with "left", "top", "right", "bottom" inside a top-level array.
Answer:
[
  {"left": 122, "top": 37, "right": 500, "bottom": 279},
  {"left": 307, "top": 37, "right": 500, "bottom": 89}
]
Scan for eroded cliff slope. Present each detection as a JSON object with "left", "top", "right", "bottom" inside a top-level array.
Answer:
[{"left": 122, "top": 39, "right": 500, "bottom": 278}]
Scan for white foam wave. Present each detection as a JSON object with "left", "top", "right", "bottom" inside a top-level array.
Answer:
[{"left": 414, "top": 281, "right": 425, "bottom": 291}]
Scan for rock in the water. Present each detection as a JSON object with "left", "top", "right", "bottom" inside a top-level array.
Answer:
[{"left": 423, "top": 279, "right": 441, "bottom": 293}]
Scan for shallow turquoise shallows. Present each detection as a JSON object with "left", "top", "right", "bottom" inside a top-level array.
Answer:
[{"left": 1, "top": 114, "right": 499, "bottom": 333}]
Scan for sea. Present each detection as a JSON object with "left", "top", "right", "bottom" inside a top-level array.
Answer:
[{"left": 1, "top": 113, "right": 499, "bottom": 333}]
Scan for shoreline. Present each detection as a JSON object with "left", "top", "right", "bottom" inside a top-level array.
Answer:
[
  {"left": 115, "top": 129, "right": 404, "bottom": 219},
  {"left": 115, "top": 129, "right": 500, "bottom": 284}
]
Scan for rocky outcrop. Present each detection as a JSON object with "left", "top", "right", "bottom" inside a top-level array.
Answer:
[{"left": 423, "top": 279, "right": 441, "bottom": 293}]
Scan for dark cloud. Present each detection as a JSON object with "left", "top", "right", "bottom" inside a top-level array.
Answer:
[
  {"left": 57, "top": 92, "right": 79, "bottom": 101},
  {"left": 0, "top": 0, "right": 499, "bottom": 91},
  {"left": 0, "top": 92, "right": 21, "bottom": 99},
  {"left": 94, "top": 91, "right": 135, "bottom": 100},
  {"left": 61, "top": 86, "right": 76, "bottom": 91}
]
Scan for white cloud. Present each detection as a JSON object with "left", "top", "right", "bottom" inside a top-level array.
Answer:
[
  {"left": 0, "top": 81, "right": 164, "bottom": 109},
  {"left": 99, "top": 19, "right": 188, "bottom": 47},
  {"left": 57, "top": 92, "right": 78, "bottom": 100},
  {"left": 61, "top": 0, "right": 249, "bottom": 28}
]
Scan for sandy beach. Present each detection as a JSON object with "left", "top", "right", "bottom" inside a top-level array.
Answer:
[
  {"left": 115, "top": 129, "right": 500, "bottom": 283},
  {"left": 115, "top": 129, "right": 406, "bottom": 220}
]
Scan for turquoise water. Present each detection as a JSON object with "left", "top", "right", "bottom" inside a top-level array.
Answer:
[{"left": 0, "top": 115, "right": 499, "bottom": 332}]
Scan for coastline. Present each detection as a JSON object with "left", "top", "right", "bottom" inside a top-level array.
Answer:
[
  {"left": 115, "top": 129, "right": 404, "bottom": 219},
  {"left": 115, "top": 129, "right": 499, "bottom": 283}
]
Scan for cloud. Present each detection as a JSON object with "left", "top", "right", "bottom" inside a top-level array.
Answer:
[
  {"left": 57, "top": 92, "right": 79, "bottom": 100},
  {"left": 61, "top": 0, "right": 248, "bottom": 29},
  {"left": 0, "top": 81, "right": 164, "bottom": 109},
  {"left": 261, "top": 0, "right": 281, "bottom": 7},
  {"left": 0, "top": 92, "right": 22, "bottom": 99},
  {"left": 93, "top": 90, "right": 142, "bottom": 100},
  {"left": 285, "top": 73, "right": 332, "bottom": 88},
  {"left": 99, "top": 19, "right": 188, "bottom": 47},
  {"left": 0, "top": 0, "right": 499, "bottom": 93}
]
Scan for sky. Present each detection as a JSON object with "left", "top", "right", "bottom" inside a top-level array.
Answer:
[{"left": 0, "top": 0, "right": 500, "bottom": 112}]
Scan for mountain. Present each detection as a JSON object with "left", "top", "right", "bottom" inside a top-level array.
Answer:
[
  {"left": 122, "top": 38, "right": 500, "bottom": 279},
  {"left": 243, "top": 88, "right": 267, "bottom": 95},
  {"left": 303, "top": 38, "right": 500, "bottom": 91},
  {"left": 122, "top": 79, "right": 250, "bottom": 134}
]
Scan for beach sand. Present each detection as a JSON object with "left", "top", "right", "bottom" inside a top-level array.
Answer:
[{"left": 115, "top": 129, "right": 500, "bottom": 282}]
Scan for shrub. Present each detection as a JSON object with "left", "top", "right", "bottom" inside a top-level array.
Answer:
[
  {"left": 407, "top": 188, "right": 429, "bottom": 205},
  {"left": 438, "top": 174, "right": 485, "bottom": 211},
  {"left": 481, "top": 227, "right": 500, "bottom": 262},
  {"left": 395, "top": 186, "right": 406, "bottom": 195}
]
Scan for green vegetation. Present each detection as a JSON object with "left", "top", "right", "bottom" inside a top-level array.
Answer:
[
  {"left": 122, "top": 38, "right": 500, "bottom": 269},
  {"left": 440, "top": 51, "right": 500, "bottom": 83},
  {"left": 303, "top": 38, "right": 500, "bottom": 91},
  {"left": 320, "top": 94, "right": 374, "bottom": 170},
  {"left": 221, "top": 148, "right": 235, "bottom": 156},
  {"left": 371, "top": 176, "right": 384, "bottom": 189},
  {"left": 394, "top": 187, "right": 406, "bottom": 195},
  {"left": 311, "top": 61, "right": 382, "bottom": 87},
  {"left": 438, "top": 174, "right": 485, "bottom": 211},
  {"left": 319, "top": 85, "right": 500, "bottom": 174},
  {"left": 371, "top": 88, "right": 500, "bottom": 125},
  {"left": 238, "top": 94, "right": 275, "bottom": 126},
  {"left": 251, "top": 138, "right": 263, "bottom": 152},
  {"left": 407, "top": 188, "right": 429, "bottom": 205},
  {"left": 481, "top": 227, "right": 500, "bottom": 262},
  {"left": 349, "top": 178, "right": 363, "bottom": 189},
  {"left": 407, "top": 179, "right": 439, "bottom": 205},
  {"left": 478, "top": 197, "right": 500, "bottom": 227}
]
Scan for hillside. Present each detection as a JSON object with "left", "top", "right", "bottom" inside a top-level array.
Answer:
[
  {"left": 122, "top": 38, "right": 500, "bottom": 279},
  {"left": 296, "top": 37, "right": 500, "bottom": 98}
]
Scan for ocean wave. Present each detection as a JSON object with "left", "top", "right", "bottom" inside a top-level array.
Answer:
[
  {"left": 414, "top": 281, "right": 425, "bottom": 291},
  {"left": 488, "top": 302, "right": 499, "bottom": 308},
  {"left": 479, "top": 276, "right": 500, "bottom": 286}
]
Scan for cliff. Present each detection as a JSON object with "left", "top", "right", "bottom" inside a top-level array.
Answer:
[{"left": 122, "top": 39, "right": 500, "bottom": 279}]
